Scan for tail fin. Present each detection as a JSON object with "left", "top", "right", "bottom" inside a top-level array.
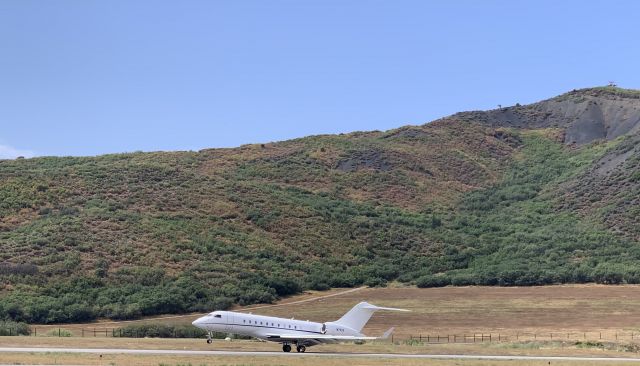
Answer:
[{"left": 333, "top": 302, "right": 409, "bottom": 333}]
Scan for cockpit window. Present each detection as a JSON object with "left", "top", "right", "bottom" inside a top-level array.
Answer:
[{"left": 214, "top": 314, "right": 222, "bottom": 318}]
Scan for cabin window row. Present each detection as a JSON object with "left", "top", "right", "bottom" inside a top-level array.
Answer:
[{"left": 242, "top": 319, "right": 297, "bottom": 329}]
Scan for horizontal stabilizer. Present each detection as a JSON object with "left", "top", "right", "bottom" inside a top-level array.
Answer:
[
  {"left": 361, "top": 304, "right": 410, "bottom": 312},
  {"left": 382, "top": 327, "right": 395, "bottom": 339}
]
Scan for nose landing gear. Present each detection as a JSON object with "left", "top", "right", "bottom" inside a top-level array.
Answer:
[{"left": 206, "top": 332, "right": 213, "bottom": 344}]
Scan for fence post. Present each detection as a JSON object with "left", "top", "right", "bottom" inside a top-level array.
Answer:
[
  {"left": 419, "top": 334, "right": 422, "bottom": 342},
  {"left": 34, "top": 328, "right": 36, "bottom": 337},
  {"left": 58, "top": 328, "right": 61, "bottom": 337},
  {"left": 600, "top": 332, "right": 602, "bottom": 340}
]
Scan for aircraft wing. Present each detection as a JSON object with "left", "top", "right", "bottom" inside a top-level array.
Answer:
[
  {"left": 265, "top": 328, "right": 394, "bottom": 344},
  {"left": 267, "top": 334, "right": 377, "bottom": 341}
]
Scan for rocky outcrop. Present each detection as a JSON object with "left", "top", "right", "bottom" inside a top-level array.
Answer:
[{"left": 449, "top": 87, "right": 640, "bottom": 145}]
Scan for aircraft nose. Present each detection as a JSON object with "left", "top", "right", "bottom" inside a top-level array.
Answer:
[{"left": 192, "top": 317, "right": 205, "bottom": 327}]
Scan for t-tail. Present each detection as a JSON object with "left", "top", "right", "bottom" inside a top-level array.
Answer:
[{"left": 331, "top": 302, "right": 409, "bottom": 334}]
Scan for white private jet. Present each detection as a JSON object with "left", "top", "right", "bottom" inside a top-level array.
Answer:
[{"left": 192, "top": 301, "right": 409, "bottom": 353}]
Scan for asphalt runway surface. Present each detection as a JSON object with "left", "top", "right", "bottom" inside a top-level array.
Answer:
[{"left": 1, "top": 347, "right": 640, "bottom": 362}]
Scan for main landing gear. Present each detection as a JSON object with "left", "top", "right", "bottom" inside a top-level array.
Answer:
[{"left": 282, "top": 343, "right": 306, "bottom": 353}]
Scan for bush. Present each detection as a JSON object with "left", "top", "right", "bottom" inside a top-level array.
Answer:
[
  {"left": 363, "top": 277, "right": 387, "bottom": 287},
  {"left": 309, "top": 281, "right": 330, "bottom": 291},
  {"left": 450, "top": 274, "right": 476, "bottom": 286},
  {"left": 47, "top": 328, "right": 72, "bottom": 337},
  {"left": 329, "top": 273, "right": 359, "bottom": 287},
  {"left": 593, "top": 264, "right": 624, "bottom": 284},
  {"left": 263, "top": 277, "right": 301, "bottom": 297},
  {"left": 0, "top": 321, "right": 30, "bottom": 336},
  {"left": 415, "top": 275, "right": 449, "bottom": 288},
  {"left": 114, "top": 324, "right": 208, "bottom": 338}
]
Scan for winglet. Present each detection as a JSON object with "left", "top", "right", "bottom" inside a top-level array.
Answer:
[{"left": 382, "top": 327, "right": 395, "bottom": 339}]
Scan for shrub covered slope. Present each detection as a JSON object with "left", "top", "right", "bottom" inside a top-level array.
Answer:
[{"left": 0, "top": 87, "right": 639, "bottom": 323}]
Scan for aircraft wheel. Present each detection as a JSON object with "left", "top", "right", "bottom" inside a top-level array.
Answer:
[
  {"left": 282, "top": 344, "right": 291, "bottom": 352},
  {"left": 296, "top": 345, "right": 306, "bottom": 353},
  {"left": 206, "top": 339, "right": 212, "bottom": 344}
]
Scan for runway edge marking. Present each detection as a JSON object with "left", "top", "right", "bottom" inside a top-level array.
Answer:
[{"left": 1, "top": 348, "right": 640, "bottom": 361}]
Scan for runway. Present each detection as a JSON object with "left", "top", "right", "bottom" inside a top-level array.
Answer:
[{"left": 1, "top": 347, "right": 640, "bottom": 362}]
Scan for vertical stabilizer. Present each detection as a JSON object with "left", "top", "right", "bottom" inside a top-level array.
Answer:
[{"left": 333, "top": 302, "right": 409, "bottom": 333}]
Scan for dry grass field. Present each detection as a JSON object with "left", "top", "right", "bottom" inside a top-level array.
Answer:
[
  {"left": 7, "top": 284, "right": 640, "bottom": 365},
  {"left": 29, "top": 284, "right": 640, "bottom": 343},
  {"left": 6, "top": 285, "right": 640, "bottom": 366},
  {"left": 310, "top": 284, "right": 640, "bottom": 342}
]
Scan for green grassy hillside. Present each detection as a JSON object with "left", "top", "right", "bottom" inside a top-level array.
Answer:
[{"left": 1, "top": 89, "right": 639, "bottom": 323}]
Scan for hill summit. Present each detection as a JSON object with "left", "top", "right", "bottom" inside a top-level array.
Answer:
[
  {"left": 1, "top": 86, "right": 639, "bottom": 324},
  {"left": 451, "top": 87, "right": 640, "bottom": 144}
]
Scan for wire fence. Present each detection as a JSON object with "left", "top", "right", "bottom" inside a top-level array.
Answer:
[
  {"left": 0, "top": 327, "right": 205, "bottom": 338},
  {"left": 2, "top": 327, "right": 640, "bottom": 344},
  {"left": 395, "top": 331, "right": 640, "bottom": 344}
]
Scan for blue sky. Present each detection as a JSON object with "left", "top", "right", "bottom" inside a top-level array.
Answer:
[{"left": 1, "top": 0, "right": 639, "bottom": 158}]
